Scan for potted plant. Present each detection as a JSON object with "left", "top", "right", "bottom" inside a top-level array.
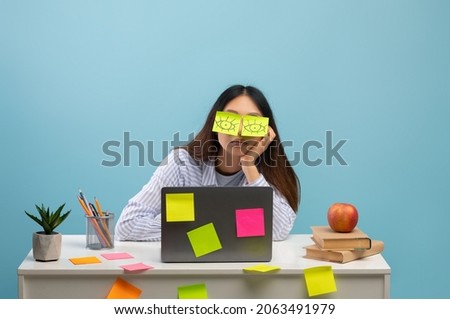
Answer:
[{"left": 25, "top": 203, "right": 71, "bottom": 262}]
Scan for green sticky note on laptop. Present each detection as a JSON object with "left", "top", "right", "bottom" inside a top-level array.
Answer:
[
  {"left": 165, "top": 193, "right": 195, "bottom": 222},
  {"left": 187, "top": 222, "right": 222, "bottom": 257}
]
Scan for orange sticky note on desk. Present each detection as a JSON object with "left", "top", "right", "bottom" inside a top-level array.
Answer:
[
  {"left": 304, "top": 266, "right": 337, "bottom": 297},
  {"left": 165, "top": 193, "right": 195, "bottom": 222},
  {"left": 69, "top": 256, "right": 101, "bottom": 265},
  {"left": 106, "top": 277, "right": 142, "bottom": 299}
]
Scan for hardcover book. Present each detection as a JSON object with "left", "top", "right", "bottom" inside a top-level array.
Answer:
[
  {"left": 311, "top": 226, "right": 372, "bottom": 250},
  {"left": 304, "top": 240, "right": 384, "bottom": 263}
]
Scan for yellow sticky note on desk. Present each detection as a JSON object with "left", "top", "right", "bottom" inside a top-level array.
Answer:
[
  {"left": 106, "top": 277, "right": 142, "bottom": 299},
  {"left": 166, "top": 193, "right": 195, "bottom": 222},
  {"left": 69, "top": 256, "right": 101, "bottom": 265},
  {"left": 304, "top": 266, "right": 337, "bottom": 297},
  {"left": 243, "top": 265, "right": 281, "bottom": 273},
  {"left": 178, "top": 283, "right": 208, "bottom": 299}
]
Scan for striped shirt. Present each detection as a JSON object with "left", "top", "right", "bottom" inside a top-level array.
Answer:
[{"left": 115, "top": 148, "right": 297, "bottom": 241}]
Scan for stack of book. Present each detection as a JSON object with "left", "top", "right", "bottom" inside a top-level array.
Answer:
[{"left": 304, "top": 226, "right": 384, "bottom": 264}]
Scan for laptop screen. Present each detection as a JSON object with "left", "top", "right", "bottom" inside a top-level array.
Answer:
[{"left": 161, "top": 186, "right": 273, "bottom": 262}]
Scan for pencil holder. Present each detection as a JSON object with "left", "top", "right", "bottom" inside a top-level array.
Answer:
[{"left": 86, "top": 213, "right": 115, "bottom": 250}]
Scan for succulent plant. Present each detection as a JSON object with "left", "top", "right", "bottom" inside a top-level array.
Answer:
[{"left": 25, "top": 203, "right": 71, "bottom": 235}]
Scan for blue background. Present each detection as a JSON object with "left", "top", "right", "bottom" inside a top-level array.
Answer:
[{"left": 1, "top": 1, "right": 449, "bottom": 299}]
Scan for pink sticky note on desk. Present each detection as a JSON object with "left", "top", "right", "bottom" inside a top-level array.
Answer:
[
  {"left": 120, "top": 262, "right": 154, "bottom": 272},
  {"left": 236, "top": 208, "right": 265, "bottom": 237},
  {"left": 101, "top": 252, "right": 134, "bottom": 260}
]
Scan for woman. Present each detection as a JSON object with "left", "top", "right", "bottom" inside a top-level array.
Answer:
[{"left": 115, "top": 85, "right": 300, "bottom": 241}]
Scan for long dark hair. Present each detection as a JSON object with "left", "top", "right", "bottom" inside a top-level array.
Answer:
[{"left": 183, "top": 85, "right": 300, "bottom": 212}]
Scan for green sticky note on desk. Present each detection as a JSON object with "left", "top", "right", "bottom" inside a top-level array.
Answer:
[
  {"left": 165, "top": 193, "right": 195, "bottom": 222},
  {"left": 187, "top": 223, "right": 222, "bottom": 257},
  {"left": 304, "top": 266, "right": 337, "bottom": 297},
  {"left": 178, "top": 283, "right": 208, "bottom": 299}
]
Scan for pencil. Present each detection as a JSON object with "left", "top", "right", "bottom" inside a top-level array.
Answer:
[
  {"left": 94, "top": 197, "right": 113, "bottom": 245},
  {"left": 77, "top": 196, "right": 110, "bottom": 247}
]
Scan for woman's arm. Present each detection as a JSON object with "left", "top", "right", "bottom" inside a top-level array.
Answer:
[
  {"left": 245, "top": 175, "right": 297, "bottom": 241},
  {"left": 240, "top": 127, "right": 297, "bottom": 240}
]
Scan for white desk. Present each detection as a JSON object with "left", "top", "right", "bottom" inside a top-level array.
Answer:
[{"left": 17, "top": 235, "right": 391, "bottom": 299}]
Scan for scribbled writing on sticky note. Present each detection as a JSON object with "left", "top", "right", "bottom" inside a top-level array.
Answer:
[
  {"left": 212, "top": 111, "right": 269, "bottom": 137},
  {"left": 241, "top": 115, "right": 269, "bottom": 137},
  {"left": 212, "top": 111, "right": 241, "bottom": 136}
]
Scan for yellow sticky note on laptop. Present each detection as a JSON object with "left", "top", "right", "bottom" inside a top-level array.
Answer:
[
  {"left": 304, "top": 266, "right": 337, "bottom": 297},
  {"left": 165, "top": 193, "right": 195, "bottom": 222},
  {"left": 187, "top": 223, "right": 222, "bottom": 257}
]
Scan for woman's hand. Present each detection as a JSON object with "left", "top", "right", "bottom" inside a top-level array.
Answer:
[{"left": 240, "top": 126, "right": 276, "bottom": 167}]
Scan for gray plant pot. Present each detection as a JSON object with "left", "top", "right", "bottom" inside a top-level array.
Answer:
[{"left": 32, "top": 231, "right": 62, "bottom": 262}]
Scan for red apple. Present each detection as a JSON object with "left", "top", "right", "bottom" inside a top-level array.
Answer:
[{"left": 327, "top": 203, "right": 358, "bottom": 233}]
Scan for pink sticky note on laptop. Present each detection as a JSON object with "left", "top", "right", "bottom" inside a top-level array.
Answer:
[
  {"left": 235, "top": 208, "right": 265, "bottom": 237},
  {"left": 101, "top": 252, "right": 134, "bottom": 260}
]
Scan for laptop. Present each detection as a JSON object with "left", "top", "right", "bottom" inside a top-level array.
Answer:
[{"left": 161, "top": 186, "right": 273, "bottom": 262}]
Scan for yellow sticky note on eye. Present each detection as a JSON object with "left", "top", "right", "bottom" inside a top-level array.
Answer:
[
  {"left": 106, "top": 277, "right": 142, "bottom": 299},
  {"left": 187, "top": 223, "right": 222, "bottom": 257},
  {"left": 166, "top": 193, "right": 195, "bottom": 222},
  {"left": 178, "top": 283, "right": 208, "bottom": 299},
  {"left": 243, "top": 265, "right": 281, "bottom": 273},
  {"left": 241, "top": 115, "right": 269, "bottom": 137},
  {"left": 212, "top": 111, "right": 241, "bottom": 136},
  {"left": 304, "top": 266, "right": 337, "bottom": 297}
]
